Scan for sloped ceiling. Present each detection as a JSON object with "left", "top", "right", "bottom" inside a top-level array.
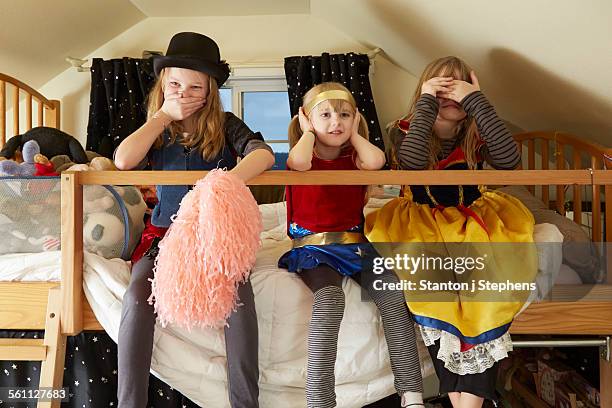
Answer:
[
  {"left": 2, "top": 0, "right": 610, "bottom": 145},
  {"left": 129, "top": 0, "right": 309, "bottom": 16},
  {"left": 312, "top": 0, "right": 612, "bottom": 146},
  {"left": 0, "top": 0, "right": 145, "bottom": 88}
]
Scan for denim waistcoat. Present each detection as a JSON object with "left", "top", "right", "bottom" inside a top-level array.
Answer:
[{"left": 149, "top": 131, "right": 237, "bottom": 227}]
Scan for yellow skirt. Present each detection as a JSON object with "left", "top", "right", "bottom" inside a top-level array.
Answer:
[{"left": 365, "top": 189, "right": 538, "bottom": 343}]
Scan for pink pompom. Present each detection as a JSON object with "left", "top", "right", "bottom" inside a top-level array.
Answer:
[{"left": 150, "top": 169, "right": 262, "bottom": 330}]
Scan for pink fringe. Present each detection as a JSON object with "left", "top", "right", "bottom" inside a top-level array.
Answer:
[{"left": 149, "top": 169, "right": 262, "bottom": 330}]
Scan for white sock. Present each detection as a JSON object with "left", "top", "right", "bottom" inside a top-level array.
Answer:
[{"left": 401, "top": 391, "right": 424, "bottom": 407}]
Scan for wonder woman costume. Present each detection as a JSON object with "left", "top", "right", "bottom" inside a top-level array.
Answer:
[{"left": 278, "top": 148, "right": 369, "bottom": 275}]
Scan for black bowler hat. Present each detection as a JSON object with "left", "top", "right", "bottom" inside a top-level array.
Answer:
[{"left": 153, "top": 32, "right": 230, "bottom": 86}]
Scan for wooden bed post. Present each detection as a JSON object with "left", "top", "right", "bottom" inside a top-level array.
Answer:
[
  {"left": 0, "top": 80, "right": 5, "bottom": 147},
  {"left": 44, "top": 99, "right": 61, "bottom": 129},
  {"left": 38, "top": 287, "right": 67, "bottom": 408},
  {"left": 61, "top": 172, "right": 83, "bottom": 335},
  {"left": 601, "top": 347, "right": 611, "bottom": 408}
]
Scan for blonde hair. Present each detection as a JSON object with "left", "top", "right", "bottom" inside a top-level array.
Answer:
[
  {"left": 288, "top": 82, "right": 369, "bottom": 148},
  {"left": 148, "top": 68, "right": 226, "bottom": 160},
  {"left": 391, "top": 56, "right": 480, "bottom": 169}
]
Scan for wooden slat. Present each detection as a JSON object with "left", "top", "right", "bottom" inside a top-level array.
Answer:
[
  {"left": 0, "top": 73, "right": 56, "bottom": 107},
  {"left": 83, "top": 301, "right": 103, "bottom": 330},
  {"left": 511, "top": 302, "right": 612, "bottom": 335},
  {"left": 0, "top": 339, "right": 46, "bottom": 361},
  {"left": 44, "top": 99, "right": 60, "bottom": 129},
  {"left": 541, "top": 139, "right": 550, "bottom": 207},
  {"left": 0, "top": 282, "right": 59, "bottom": 329},
  {"left": 77, "top": 169, "right": 597, "bottom": 186},
  {"left": 602, "top": 355, "right": 612, "bottom": 408},
  {"left": 527, "top": 139, "right": 535, "bottom": 194},
  {"left": 61, "top": 172, "right": 83, "bottom": 335},
  {"left": 572, "top": 149, "right": 582, "bottom": 223},
  {"left": 0, "top": 282, "right": 102, "bottom": 331},
  {"left": 12, "top": 85, "right": 19, "bottom": 136},
  {"left": 38, "top": 287, "right": 66, "bottom": 408},
  {"left": 26, "top": 92, "right": 32, "bottom": 130},
  {"left": 556, "top": 140, "right": 566, "bottom": 215},
  {"left": 592, "top": 156, "right": 602, "bottom": 242},
  {"left": 548, "top": 284, "right": 612, "bottom": 301},
  {"left": 37, "top": 98, "right": 43, "bottom": 127},
  {"left": 515, "top": 131, "right": 611, "bottom": 161},
  {"left": 515, "top": 140, "right": 523, "bottom": 169},
  {"left": 510, "top": 377, "right": 549, "bottom": 408},
  {"left": 0, "top": 80, "right": 5, "bottom": 146}
]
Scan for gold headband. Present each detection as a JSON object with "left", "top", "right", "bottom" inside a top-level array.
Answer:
[{"left": 303, "top": 90, "right": 355, "bottom": 115}]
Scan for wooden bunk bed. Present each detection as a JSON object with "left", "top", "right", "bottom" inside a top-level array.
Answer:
[
  {"left": 0, "top": 72, "right": 610, "bottom": 407},
  {"left": 0, "top": 73, "right": 64, "bottom": 408}
]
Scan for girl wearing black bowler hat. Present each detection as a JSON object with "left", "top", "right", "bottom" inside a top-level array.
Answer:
[{"left": 114, "top": 32, "right": 274, "bottom": 408}]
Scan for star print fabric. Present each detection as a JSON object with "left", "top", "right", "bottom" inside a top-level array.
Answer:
[
  {"left": 0, "top": 331, "right": 199, "bottom": 408},
  {"left": 284, "top": 52, "right": 385, "bottom": 152},
  {"left": 86, "top": 58, "right": 156, "bottom": 159}
]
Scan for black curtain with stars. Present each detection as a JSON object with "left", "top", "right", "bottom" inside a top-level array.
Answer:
[
  {"left": 0, "top": 331, "right": 200, "bottom": 408},
  {"left": 284, "top": 52, "right": 385, "bottom": 152},
  {"left": 86, "top": 58, "right": 156, "bottom": 159}
]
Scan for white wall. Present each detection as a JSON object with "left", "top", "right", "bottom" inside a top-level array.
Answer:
[
  {"left": 34, "top": 14, "right": 420, "bottom": 151},
  {"left": 38, "top": 15, "right": 372, "bottom": 146}
]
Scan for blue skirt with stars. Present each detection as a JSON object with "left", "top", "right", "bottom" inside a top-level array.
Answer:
[{"left": 278, "top": 223, "right": 369, "bottom": 276}]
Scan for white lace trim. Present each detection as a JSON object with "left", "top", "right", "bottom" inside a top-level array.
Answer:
[{"left": 420, "top": 325, "right": 513, "bottom": 375}]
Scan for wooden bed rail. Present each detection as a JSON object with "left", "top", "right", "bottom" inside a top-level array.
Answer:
[
  {"left": 515, "top": 131, "right": 612, "bottom": 241},
  {"left": 0, "top": 73, "right": 61, "bottom": 148},
  {"left": 60, "top": 169, "right": 611, "bottom": 335}
]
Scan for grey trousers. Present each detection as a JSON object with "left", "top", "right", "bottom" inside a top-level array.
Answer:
[{"left": 117, "top": 254, "right": 259, "bottom": 408}]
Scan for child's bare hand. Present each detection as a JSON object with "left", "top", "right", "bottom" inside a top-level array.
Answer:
[
  {"left": 439, "top": 71, "right": 481, "bottom": 102},
  {"left": 421, "top": 76, "right": 453, "bottom": 96},
  {"left": 161, "top": 95, "right": 206, "bottom": 121},
  {"left": 298, "top": 107, "right": 314, "bottom": 133}
]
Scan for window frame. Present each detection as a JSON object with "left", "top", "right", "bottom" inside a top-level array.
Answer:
[{"left": 222, "top": 65, "right": 290, "bottom": 148}]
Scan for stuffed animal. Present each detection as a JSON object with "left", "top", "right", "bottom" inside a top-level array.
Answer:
[
  {"left": 67, "top": 157, "right": 117, "bottom": 172},
  {"left": 83, "top": 212, "right": 125, "bottom": 258},
  {"left": 52, "top": 154, "right": 117, "bottom": 173},
  {"left": 0, "top": 140, "right": 42, "bottom": 176},
  {"left": 0, "top": 127, "right": 88, "bottom": 163},
  {"left": 83, "top": 185, "right": 115, "bottom": 213},
  {"left": 33, "top": 154, "right": 58, "bottom": 176},
  {"left": 0, "top": 167, "right": 146, "bottom": 258}
]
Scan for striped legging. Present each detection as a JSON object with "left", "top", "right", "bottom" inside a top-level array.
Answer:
[{"left": 299, "top": 265, "right": 423, "bottom": 408}]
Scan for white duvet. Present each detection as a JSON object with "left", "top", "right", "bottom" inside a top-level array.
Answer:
[{"left": 0, "top": 201, "right": 564, "bottom": 407}]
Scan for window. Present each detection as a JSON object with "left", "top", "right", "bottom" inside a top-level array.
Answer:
[{"left": 221, "top": 66, "right": 290, "bottom": 169}]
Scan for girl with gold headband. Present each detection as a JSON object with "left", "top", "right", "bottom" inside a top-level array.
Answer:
[
  {"left": 365, "top": 56, "right": 537, "bottom": 407},
  {"left": 278, "top": 82, "right": 424, "bottom": 408}
]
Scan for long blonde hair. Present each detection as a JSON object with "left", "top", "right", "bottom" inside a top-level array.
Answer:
[
  {"left": 392, "top": 56, "right": 480, "bottom": 169},
  {"left": 288, "top": 82, "right": 369, "bottom": 148},
  {"left": 147, "top": 68, "right": 226, "bottom": 160}
]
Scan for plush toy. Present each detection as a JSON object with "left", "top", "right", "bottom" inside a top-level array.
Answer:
[
  {"left": 0, "top": 140, "right": 41, "bottom": 176},
  {"left": 0, "top": 162, "right": 146, "bottom": 258},
  {"left": 67, "top": 157, "right": 117, "bottom": 172},
  {"left": 113, "top": 186, "right": 147, "bottom": 255},
  {"left": 52, "top": 154, "right": 117, "bottom": 173},
  {"left": 33, "top": 154, "right": 58, "bottom": 176},
  {"left": 0, "top": 127, "right": 88, "bottom": 164},
  {"left": 83, "top": 212, "right": 125, "bottom": 258},
  {"left": 83, "top": 185, "right": 115, "bottom": 213}
]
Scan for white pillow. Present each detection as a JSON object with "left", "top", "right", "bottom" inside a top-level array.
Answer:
[{"left": 259, "top": 201, "right": 287, "bottom": 231}]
